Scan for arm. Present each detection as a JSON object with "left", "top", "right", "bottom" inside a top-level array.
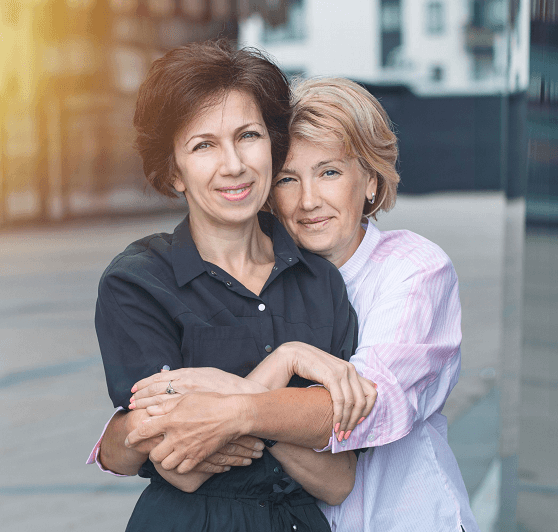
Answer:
[{"left": 325, "top": 248, "right": 462, "bottom": 453}]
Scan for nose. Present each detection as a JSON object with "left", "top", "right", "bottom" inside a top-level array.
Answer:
[
  {"left": 219, "top": 143, "right": 246, "bottom": 177},
  {"left": 300, "top": 179, "right": 322, "bottom": 212}
]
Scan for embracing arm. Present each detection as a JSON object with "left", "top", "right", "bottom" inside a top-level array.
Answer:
[{"left": 325, "top": 247, "right": 463, "bottom": 453}]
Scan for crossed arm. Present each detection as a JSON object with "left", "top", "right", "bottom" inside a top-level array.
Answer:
[{"left": 99, "top": 342, "right": 376, "bottom": 505}]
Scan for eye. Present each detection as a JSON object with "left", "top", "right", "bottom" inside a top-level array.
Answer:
[
  {"left": 274, "top": 176, "right": 295, "bottom": 186},
  {"left": 323, "top": 169, "right": 340, "bottom": 177},
  {"left": 193, "top": 141, "right": 211, "bottom": 151},
  {"left": 241, "top": 131, "right": 261, "bottom": 140}
]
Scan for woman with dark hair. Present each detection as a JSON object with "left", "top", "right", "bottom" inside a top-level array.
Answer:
[{"left": 89, "top": 41, "right": 376, "bottom": 532}]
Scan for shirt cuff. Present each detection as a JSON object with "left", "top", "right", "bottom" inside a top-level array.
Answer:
[{"left": 86, "top": 406, "right": 129, "bottom": 477}]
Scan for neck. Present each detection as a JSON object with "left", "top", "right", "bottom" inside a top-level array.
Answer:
[{"left": 189, "top": 213, "right": 274, "bottom": 277}]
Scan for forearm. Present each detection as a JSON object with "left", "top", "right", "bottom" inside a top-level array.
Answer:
[
  {"left": 242, "top": 386, "right": 333, "bottom": 449},
  {"left": 269, "top": 443, "right": 356, "bottom": 505},
  {"left": 99, "top": 410, "right": 152, "bottom": 476}
]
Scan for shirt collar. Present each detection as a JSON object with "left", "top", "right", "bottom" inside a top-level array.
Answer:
[{"left": 171, "top": 211, "right": 314, "bottom": 287}]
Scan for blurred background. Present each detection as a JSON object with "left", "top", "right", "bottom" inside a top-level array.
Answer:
[{"left": 0, "top": 1, "right": 556, "bottom": 531}]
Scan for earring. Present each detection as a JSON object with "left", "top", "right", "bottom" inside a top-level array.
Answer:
[{"left": 368, "top": 193, "right": 376, "bottom": 205}]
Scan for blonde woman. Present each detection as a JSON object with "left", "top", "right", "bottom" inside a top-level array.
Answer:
[{"left": 267, "top": 78, "right": 479, "bottom": 532}]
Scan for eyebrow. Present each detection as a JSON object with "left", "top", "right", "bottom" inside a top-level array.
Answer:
[
  {"left": 279, "top": 159, "right": 345, "bottom": 176},
  {"left": 185, "top": 122, "right": 263, "bottom": 145}
]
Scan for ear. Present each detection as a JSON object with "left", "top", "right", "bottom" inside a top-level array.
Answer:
[
  {"left": 172, "top": 175, "right": 186, "bottom": 194},
  {"left": 365, "top": 171, "right": 378, "bottom": 202}
]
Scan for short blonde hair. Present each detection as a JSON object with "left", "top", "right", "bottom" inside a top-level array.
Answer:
[{"left": 290, "top": 77, "right": 399, "bottom": 219}]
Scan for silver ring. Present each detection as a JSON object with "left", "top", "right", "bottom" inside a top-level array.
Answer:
[{"left": 166, "top": 381, "right": 176, "bottom": 394}]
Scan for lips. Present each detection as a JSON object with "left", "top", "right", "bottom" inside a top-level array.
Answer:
[
  {"left": 217, "top": 183, "right": 253, "bottom": 202},
  {"left": 299, "top": 216, "right": 331, "bottom": 225}
]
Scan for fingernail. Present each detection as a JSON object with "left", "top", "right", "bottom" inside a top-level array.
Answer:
[
  {"left": 254, "top": 442, "right": 265, "bottom": 451},
  {"left": 130, "top": 396, "right": 135, "bottom": 403},
  {"left": 129, "top": 403, "right": 136, "bottom": 409},
  {"left": 131, "top": 385, "right": 137, "bottom": 393},
  {"left": 334, "top": 423, "right": 340, "bottom": 433},
  {"left": 373, "top": 383, "right": 377, "bottom": 389},
  {"left": 344, "top": 430, "right": 351, "bottom": 439},
  {"left": 242, "top": 459, "right": 252, "bottom": 465},
  {"left": 124, "top": 438, "right": 130, "bottom": 447},
  {"left": 357, "top": 417, "right": 365, "bottom": 425},
  {"left": 252, "top": 451, "right": 263, "bottom": 458},
  {"left": 338, "top": 431, "right": 344, "bottom": 442},
  {"left": 224, "top": 466, "right": 231, "bottom": 471}
]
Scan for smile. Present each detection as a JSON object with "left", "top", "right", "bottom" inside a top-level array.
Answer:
[
  {"left": 298, "top": 217, "right": 331, "bottom": 229},
  {"left": 217, "top": 183, "right": 252, "bottom": 202}
]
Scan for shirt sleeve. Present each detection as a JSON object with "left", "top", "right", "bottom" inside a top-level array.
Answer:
[
  {"left": 95, "top": 261, "right": 183, "bottom": 409},
  {"left": 86, "top": 407, "right": 129, "bottom": 476},
  {"left": 328, "top": 250, "right": 462, "bottom": 453}
]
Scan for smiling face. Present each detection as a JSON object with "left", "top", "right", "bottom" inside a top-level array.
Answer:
[
  {"left": 172, "top": 90, "right": 272, "bottom": 232},
  {"left": 271, "top": 138, "right": 377, "bottom": 268}
]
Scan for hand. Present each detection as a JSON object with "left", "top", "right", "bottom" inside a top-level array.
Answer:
[
  {"left": 191, "top": 436, "right": 265, "bottom": 473},
  {"left": 125, "top": 392, "right": 250, "bottom": 474},
  {"left": 129, "top": 368, "right": 267, "bottom": 410},
  {"left": 123, "top": 408, "right": 164, "bottom": 456},
  {"left": 279, "top": 342, "right": 377, "bottom": 441}
]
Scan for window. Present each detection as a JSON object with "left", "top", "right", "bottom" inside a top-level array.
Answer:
[
  {"left": 263, "top": 0, "right": 306, "bottom": 44},
  {"left": 381, "top": 1, "right": 401, "bottom": 32},
  {"left": 426, "top": 2, "right": 444, "bottom": 35}
]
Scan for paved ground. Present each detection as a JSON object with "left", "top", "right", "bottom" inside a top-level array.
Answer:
[{"left": 0, "top": 192, "right": 555, "bottom": 531}]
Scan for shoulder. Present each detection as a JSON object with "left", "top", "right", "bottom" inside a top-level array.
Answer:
[
  {"left": 99, "top": 232, "right": 174, "bottom": 293},
  {"left": 369, "top": 228, "right": 455, "bottom": 277}
]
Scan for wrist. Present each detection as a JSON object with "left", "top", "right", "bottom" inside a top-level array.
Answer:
[{"left": 231, "top": 394, "right": 257, "bottom": 437}]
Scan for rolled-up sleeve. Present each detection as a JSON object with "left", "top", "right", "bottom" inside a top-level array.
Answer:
[{"left": 328, "top": 251, "right": 462, "bottom": 453}]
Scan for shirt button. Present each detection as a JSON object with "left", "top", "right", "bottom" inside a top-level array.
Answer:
[
  {"left": 258, "top": 303, "right": 266, "bottom": 311},
  {"left": 292, "top": 526, "right": 298, "bottom": 531},
  {"left": 265, "top": 345, "right": 273, "bottom": 353},
  {"left": 161, "top": 365, "right": 170, "bottom": 371},
  {"left": 287, "top": 257, "right": 293, "bottom": 262},
  {"left": 226, "top": 281, "right": 232, "bottom": 287},
  {"left": 367, "top": 433, "right": 374, "bottom": 442},
  {"left": 273, "top": 466, "right": 280, "bottom": 474},
  {"left": 340, "top": 439, "right": 347, "bottom": 447},
  {"left": 210, "top": 271, "right": 217, "bottom": 276},
  {"left": 259, "top": 501, "right": 266, "bottom": 508},
  {"left": 272, "top": 265, "right": 278, "bottom": 271}
]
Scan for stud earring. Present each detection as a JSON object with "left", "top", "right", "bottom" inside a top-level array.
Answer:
[{"left": 368, "top": 193, "right": 376, "bottom": 205}]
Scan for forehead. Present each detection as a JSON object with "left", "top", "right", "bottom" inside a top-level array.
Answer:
[
  {"left": 177, "top": 91, "right": 264, "bottom": 140},
  {"left": 285, "top": 137, "right": 346, "bottom": 166}
]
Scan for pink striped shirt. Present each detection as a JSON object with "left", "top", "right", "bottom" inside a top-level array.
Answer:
[{"left": 317, "top": 222, "right": 479, "bottom": 532}]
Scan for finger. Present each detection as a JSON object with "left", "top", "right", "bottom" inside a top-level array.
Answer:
[
  {"left": 149, "top": 438, "right": 175, "bottom": 464},
  {"left": 337, "top": 370, "right": 356, "bottom": 441},
  {"left": 176, "top": 457, "right": 201, "bottom": 475},
  {"left": 125, "top": 417, "right": 164, "bottom": 447},
  {"left": 229, "top": 435, "right": 265, "bottom": 452},
  {"left": 359, "top": 377, "right": 378, "bottom": 420},
  {"left": 132, "top": 369, "right": 178, "bottom": 394},
  {"left": 193, "top": 461, "right": 231, "bottom": 474},
  {"left": 204, "top": 452, "right": 254, "bottom": 467},
  {"left": 132, "top": 393, "right": 173, "bottom": 410},
  {"left": 132, "top": 381, "right": 168, "bottom": 401},
  {"left": 326, "top": 378, "right": 345, "bottom": 438},
  {"left": 344, "top": 367, "right": 367, "bottom": 437},
  {"left": 146, "top": 396, "right": 181, "bottom": 416},
  {"left": 219, "top": 442, "right": 263, "bottom": 459}
]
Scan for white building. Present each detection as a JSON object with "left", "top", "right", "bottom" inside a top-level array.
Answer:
[{"left": 239, "top": 0, "right": 530, "bottom": 96}]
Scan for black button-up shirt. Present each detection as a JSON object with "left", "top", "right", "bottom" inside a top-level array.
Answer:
[{"left": 96, "top": 212, "right": 358, "bottom": 409}]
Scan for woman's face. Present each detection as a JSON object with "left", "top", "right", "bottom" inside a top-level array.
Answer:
[
  {"left": 272, "top": 138, "right": 377, "bottom": 268},
  {"left": 172, "top": 91, "right": 272, "bottom": 230}
]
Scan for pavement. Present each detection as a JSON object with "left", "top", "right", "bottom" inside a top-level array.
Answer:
[{"left": 0, "top": 191, "right": 556, "bottom": 531}]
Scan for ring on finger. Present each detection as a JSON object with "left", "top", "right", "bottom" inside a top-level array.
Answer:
[{"left": 166, "top": 381, "right": 176, "bottom": 394}]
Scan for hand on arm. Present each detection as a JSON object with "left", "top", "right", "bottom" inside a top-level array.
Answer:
[{"left": 247, "top": 342, "right": 377, "bottom": 441}]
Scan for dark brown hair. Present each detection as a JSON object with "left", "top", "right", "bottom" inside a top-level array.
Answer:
[{"left": 134, "top": 39, "right": 291, "bottom": 197}]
